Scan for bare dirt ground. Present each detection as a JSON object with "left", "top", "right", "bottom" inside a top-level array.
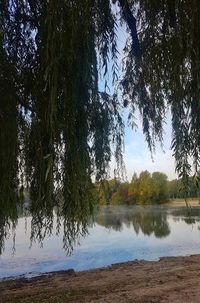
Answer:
[
  {"left": 1, "top": 254, "right": 200, "bottom": 303},
  {"left": 167, "top": 199, "right": 200, "bottom": 207}
]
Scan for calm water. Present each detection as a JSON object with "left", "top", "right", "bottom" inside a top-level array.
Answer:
[{"left": 1, "top": 205, "right": 200, "bottom": 279}]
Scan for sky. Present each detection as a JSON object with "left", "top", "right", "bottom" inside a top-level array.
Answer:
[
  {"left": 122, "top": 113, "right": 177, "bottom": 181},
  {"left": 99, "top": 15, "right": 177, "bottom": 182},
  {"left": 107, "top": 108, "right": 177, "bottom": 181}
]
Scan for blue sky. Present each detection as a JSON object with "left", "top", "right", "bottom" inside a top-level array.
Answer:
[
  {"left": 99, "top": 20, "right": 177, "bottom": 181},
  {"left": 107, "top": 108, "right": 177, "bottom": 181},
  {"left": 122, "top": 112, "right": 177, "bottom": 181}
]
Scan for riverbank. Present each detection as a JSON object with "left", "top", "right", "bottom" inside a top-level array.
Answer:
[
  {"left": 167, "top": 198, "right": 200, "bottom": 207},
  {"left": 1, "top": 254, "right": 200, "bottom": 303}
]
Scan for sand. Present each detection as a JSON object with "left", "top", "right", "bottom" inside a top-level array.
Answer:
[
  {"left": 167, "top": 199, "right": 200, "bottom": 207},
  {"left": 1, "top": 254, "right": 200, "bottom": 303},
  {"left": 1, "top": 200, "right": 200, "bottom": 302}
]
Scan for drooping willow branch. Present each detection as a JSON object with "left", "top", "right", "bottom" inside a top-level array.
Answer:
[
  {"left": 1, "top": 0, "right": 200, "bottom": 254},
  {"left": 118, "top": 0, "right": 141, "bottom": 57}
]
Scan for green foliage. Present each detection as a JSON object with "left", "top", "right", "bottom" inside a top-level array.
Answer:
[
  {"left": 121, "top": 0, "right": 200, "bottom": 186},
  {"left": 97, "top": 170, "right": 200, "bottom": 205},
  {"left": 0, "top": 0, "right": 123, "bottom": 253},
  {"left": 97, "top": 171, "right": 169, "bottom": 205},
  {"left": 151, "top": 172, "right": 169, "bottom": 203},
  {"left": 1, "top": 0, "right": 200, "bottom": 252},
  {"left": 96, "top": 205, "right": 170, "bottom": 237},
  {"left": 168, "top": 176, "right": 199, "bottom": 199}
]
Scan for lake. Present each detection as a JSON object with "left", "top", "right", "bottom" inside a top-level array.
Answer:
[{"left": 1, "top": 204, "right": 200, "bottom": 279}]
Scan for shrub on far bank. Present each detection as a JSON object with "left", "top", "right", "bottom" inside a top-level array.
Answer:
[{"left": 96, "top": 170, "right": 199, "bottom": 205}]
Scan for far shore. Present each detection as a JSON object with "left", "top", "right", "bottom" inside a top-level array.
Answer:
[
  {"left": 103, "top": 199, "right": 200, "bottom": 207},
  {"left": 167, "top": 198, "right": 200, "bottom": 207},
  {"left": 1, "top": 254, "right": 200, "bottom": 303}
]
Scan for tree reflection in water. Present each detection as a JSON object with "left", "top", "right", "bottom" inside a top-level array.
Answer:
[
  {"left": 95, "top": 205, "right": 200, "bottom": 238},
  {"left": 95, "top": 206, "right": 171, "bottom": 238},
  {"left": 0, "top": 200, "right": 91, "bottom": 256},
  {"left": 1, "top": 204, "right": 200, "bottom": 256},
  {"left": 171, "top": 208, "right": 200, "bottom": 225}
]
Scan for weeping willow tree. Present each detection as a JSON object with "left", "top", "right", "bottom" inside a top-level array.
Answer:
[{"left": 1, "top": 0, "right": 200, "bottom": 253}]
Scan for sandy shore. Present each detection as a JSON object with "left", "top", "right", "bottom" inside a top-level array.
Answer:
[
  {"left": 167, "top": 199, "right": 200, "bottom": 207},
  {"left": 1, "top": 201, "right": 200, "bottom": 303},
  {"left": 1, "top": 254, "right": 200, "bottom": 303}
]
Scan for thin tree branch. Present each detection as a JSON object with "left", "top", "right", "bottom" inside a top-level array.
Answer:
[{"left": 118, "top": 0, "right": 141, "bottom": 58}]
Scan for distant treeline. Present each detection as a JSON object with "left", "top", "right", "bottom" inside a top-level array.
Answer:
[{"left": 95, "top": 171, "right": 200, "bottom": 205}]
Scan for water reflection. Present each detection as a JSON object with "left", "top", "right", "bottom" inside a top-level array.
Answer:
[
  {"left": 0, "top": 201, "right": 89, "bottom": 256},
  {"left": 1, "top": 205, "right": 200, "bottom": 279},
  {"left": 171, "top": 207, "right": 200, "bottom": 219},
  {"left": 2, "top": 204, "right": 200, "bottom": 256},
  {"left": 95, "top": 205, "right": 170, "bottom": 238}
]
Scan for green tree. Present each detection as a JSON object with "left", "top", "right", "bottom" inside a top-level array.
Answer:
[
  {"left": 137, "top": 170, "right": 153, "bottom": 204},
  {"left": 151, "top": 172, "right": 168, "bottom": 203},
  {"left": 2, "top": 1, "right": 200, "bottom": 252},
  {"left": 128, "top": 172, "right": 139, "bottom": 204},
  {"left": 111, "top": 182, "right": 129, "bottom": 204},
  {"left": 96, "top": 179, "right": 120, "bottom": 204},
  {"left": 168, "top": 179, "right": 180, "bottom": 199},
  {"left": 168, "top": 177, "right": 198, "bottom": 199}
]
